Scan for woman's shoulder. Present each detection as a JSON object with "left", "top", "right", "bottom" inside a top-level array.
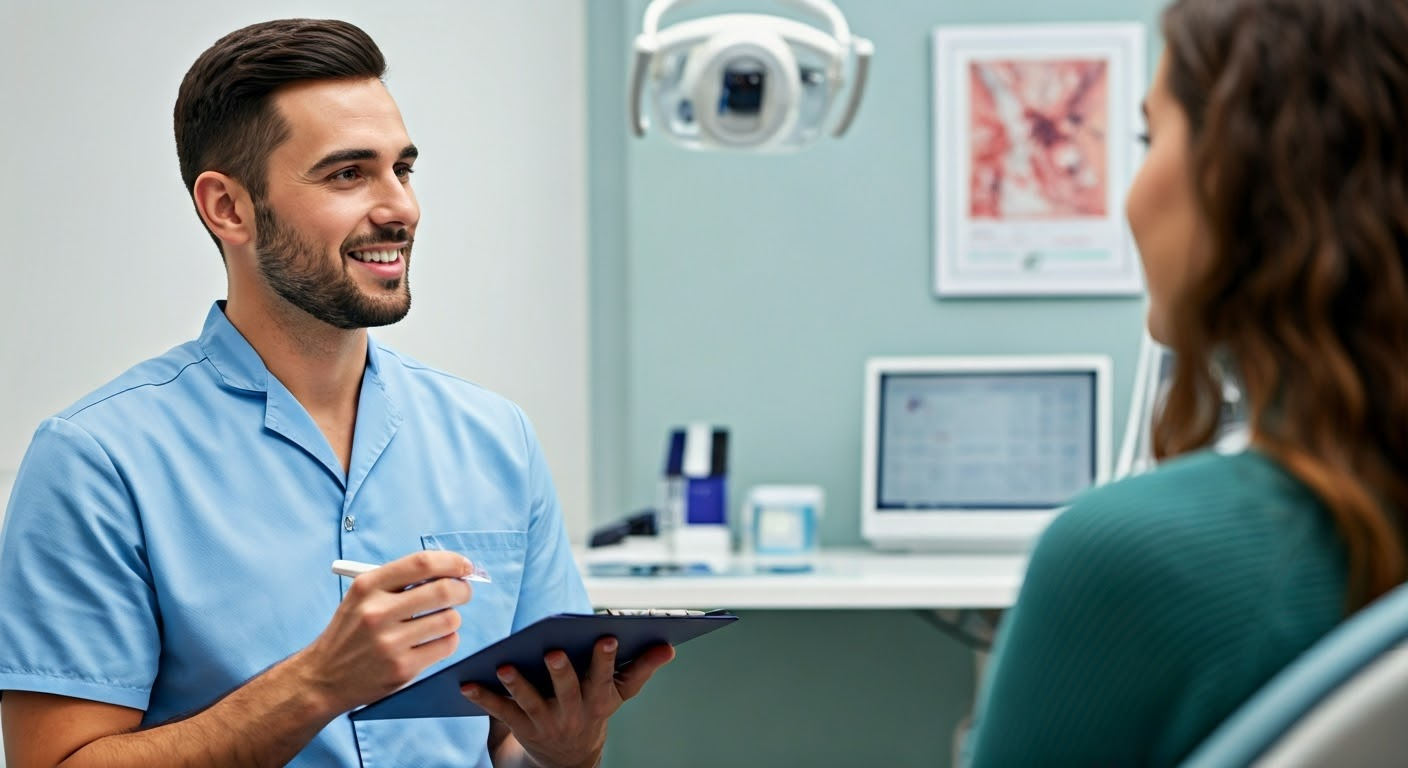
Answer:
[
  {"left": 982, "top": 456, "right": 1345, "bottom": 768},
  {"left": 1029, "top": 449, "right": 1334, "bottom": 606},
  {"left": 1062, "top": 449, "right": 1317, "bottom": 538}
]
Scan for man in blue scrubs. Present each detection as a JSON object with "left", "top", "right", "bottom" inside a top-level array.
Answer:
[{"left": 0, "top": 18, "right": 673, "bottom": 767}]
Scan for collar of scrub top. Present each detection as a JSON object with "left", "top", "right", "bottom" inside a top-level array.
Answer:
[{"left": 199, "top": 300, "right": 388, "bottom": 394}]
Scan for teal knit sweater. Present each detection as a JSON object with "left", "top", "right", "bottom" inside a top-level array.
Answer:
[{"left": 967, "top": 450, "right": 1348, "bottom": 766}]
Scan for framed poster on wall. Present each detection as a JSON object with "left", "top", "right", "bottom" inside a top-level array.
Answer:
[{"left": 933, "top": 23, "right": 1146, "bottom": 297}]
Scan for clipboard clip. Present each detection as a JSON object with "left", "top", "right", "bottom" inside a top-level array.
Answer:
[{"left": 597, "top": 608, "right": 733, "bottom": 617}]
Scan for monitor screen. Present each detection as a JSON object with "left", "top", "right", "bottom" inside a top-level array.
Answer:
[{"left": 876, "top": 370, "right": 1098, "bottom": 510}]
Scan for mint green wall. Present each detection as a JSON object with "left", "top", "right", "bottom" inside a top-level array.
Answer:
[
  {"left": 588, "top": 0, "right": 632, "bottom": 532},
  {"left": 588, "top": 1, "right": 1165, "bottom": 765}
]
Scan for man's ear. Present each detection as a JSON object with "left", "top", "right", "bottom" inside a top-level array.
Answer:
[{"left": 192, "top": 171, "right": 254, "bottom": 248}]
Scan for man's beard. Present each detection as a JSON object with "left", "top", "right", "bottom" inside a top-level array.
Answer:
[{"left": 253, "top": 201, "right": 412, "bottom": 330}]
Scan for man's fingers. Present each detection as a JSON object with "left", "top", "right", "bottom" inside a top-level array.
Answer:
[
  {"left": 408, "top": 631, "right": 460, "bottom": 667},
  {"left": 462, "top": 684, "right": 529, "bottom": 732},
  {"left": 393, "top": 576, "right": 473, "bottom": 619},
  {"left": 372, "top": 550, "right": 477, "bottom": 590},
  {"left": 544, "top": 649, "right": 582, "bottom": 709},
  {"left": 395, "top": 605, "right": 463, "bottom": 648},
  {"left": 583, "top": 636, "right": 619, "bottom": 698},
  {"left": 613, "top": 644, "right": 675, "bottom": 701},
  {"left": 362, "top": 632, "right": 459, "bottom": 691},
  {"left": 496, "top": 665, "right": 550, "bottom": 720}
]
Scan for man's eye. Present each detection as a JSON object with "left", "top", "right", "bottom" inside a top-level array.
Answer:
[
  {"left": 395, "top": 166, "right": 416, "bottom": 180},
  {"left": 331, "top": 168, "right": 361, "bottom": 182}
]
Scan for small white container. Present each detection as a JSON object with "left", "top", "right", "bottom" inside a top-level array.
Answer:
[{"left": 742, "top": 485, "right": 824, "bottom": 572}]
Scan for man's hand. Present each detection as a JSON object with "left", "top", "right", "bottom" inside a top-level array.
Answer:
[
  {"left": 464, "top": 637, "right": 675, "bottom": 768},
  {"left": 0, "top": 552, "right": 475, "bottom": 766},
  {"left": 293, "top": 550, "right": 476, "bottom": 715}
]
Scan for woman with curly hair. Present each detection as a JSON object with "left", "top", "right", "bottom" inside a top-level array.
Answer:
[{"left": 966, "top": 0, "right": 1408, "bottom": 764}]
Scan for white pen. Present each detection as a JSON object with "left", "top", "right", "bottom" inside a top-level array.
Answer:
[{"left": 332, "top": 558, "right": 493, "bottom": 583}]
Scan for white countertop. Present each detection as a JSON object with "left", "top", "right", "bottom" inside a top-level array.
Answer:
[{"left": 580, "top": 546, "right": 1029, "bottom": 610}]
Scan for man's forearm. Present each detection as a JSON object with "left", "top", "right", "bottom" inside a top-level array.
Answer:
[{"left": 61, "top": 653, "right": 340, "bottom": 767}]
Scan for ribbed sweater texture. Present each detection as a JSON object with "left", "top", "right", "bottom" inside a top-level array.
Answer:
[{"left": 967, "top": 449, "right": 1348, "bottom": 766}]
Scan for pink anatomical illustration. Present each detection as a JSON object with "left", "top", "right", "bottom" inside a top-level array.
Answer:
[{"left": 968, "top": 58, "right": 1109, "bottom": 220}]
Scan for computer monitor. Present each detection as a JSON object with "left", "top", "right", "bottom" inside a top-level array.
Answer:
[{"left": 861, "top": 355, "right": 1112, "bottom": 551}]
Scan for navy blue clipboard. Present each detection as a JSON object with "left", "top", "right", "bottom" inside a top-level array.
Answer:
[{"left": 350, "top": 611, "right": 739, "bottom": 720}]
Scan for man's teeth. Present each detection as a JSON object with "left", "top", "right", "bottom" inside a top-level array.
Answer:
[{"left": 350, "top": 249, "right": 401, "bottom": 263}]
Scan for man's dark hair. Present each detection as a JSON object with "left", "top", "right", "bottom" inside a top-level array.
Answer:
[{"left": 173, "top": 19, "right": 387, "bottom": 254}]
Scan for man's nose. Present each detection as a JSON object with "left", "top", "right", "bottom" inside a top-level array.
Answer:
[{"left": 370, "top": 174, "right": 419, "bottom": 231}]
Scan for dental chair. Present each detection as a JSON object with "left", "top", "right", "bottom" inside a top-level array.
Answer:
[{"left": 1180, "top": 580, "right": 1408, "bottom": 767}]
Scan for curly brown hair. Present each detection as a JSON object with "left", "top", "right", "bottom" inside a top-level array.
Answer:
[{"left": 1155, "top": 0, "right": 1408, "bottom": 610}]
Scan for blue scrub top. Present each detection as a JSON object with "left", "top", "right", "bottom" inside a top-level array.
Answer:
[{"left": 0, "top": 302, "right": 591, "bottom": 767}]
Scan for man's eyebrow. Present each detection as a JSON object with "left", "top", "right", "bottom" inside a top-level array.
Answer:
[
  {"left": 307, "top": 149, "right": 378, "bottom": 176},
  {"left": 306, "top": 145, "right": 418, "bottom": 176}
]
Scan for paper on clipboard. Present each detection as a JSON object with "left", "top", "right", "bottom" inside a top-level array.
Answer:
[{"left": 350, "top": 611, "right": 739, "bottom": 720}]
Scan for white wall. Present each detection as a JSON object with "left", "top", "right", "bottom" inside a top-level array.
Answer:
[{"left": 0, "top": 1, "right": 591, "bottom": 541}]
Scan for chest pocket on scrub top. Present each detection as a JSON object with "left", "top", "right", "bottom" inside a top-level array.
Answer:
[{"left": 421, "top": 530, "right": 526, "bottom": 647}]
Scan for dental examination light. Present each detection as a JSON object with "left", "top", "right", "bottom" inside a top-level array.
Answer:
[{"left": 628, "top": 0, "right": 874, "bottom": 152}]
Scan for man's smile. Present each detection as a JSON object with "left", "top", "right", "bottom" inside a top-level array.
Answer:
[{"left": 347, "top": 245, "right": 405, "bottom": 264}]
